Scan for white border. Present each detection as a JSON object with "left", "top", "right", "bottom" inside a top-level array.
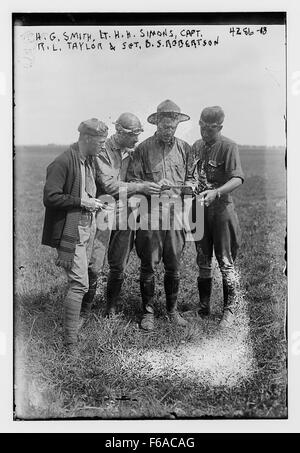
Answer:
[{"left": 1, "top": 0, "right": 299, "bottom": 433}]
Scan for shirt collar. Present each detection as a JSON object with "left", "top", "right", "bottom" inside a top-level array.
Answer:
[
  {"left": 72, "top": 142, "right": 86, "bottom": 163},
  {"left": 79, "top": 153, "right": 86, "bottom": 164},
  {"left": 109, "top": 134, "right": 131, "bottom": 160},
  {"left": 203, "top": 134, "right": 222, "bottom": 148},
  {"left": 154, "top": 132, "right": 176, "bottom": 147},
  {"left": 109, "top": 134, "right": 121, "bottom": 152}
]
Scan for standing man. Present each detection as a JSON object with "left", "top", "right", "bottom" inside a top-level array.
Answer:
[
  {"left": 42, "top": 118, "right": 108, "bottom": 352},
  {"left": 127, "top": 100, "right": 194, "bottom": 331},
  {"left": 192, "top": 106, "right": 244, "bottom": 327},
  {"left": 94, "top": 113, "right": 161, "bottom": 316}
]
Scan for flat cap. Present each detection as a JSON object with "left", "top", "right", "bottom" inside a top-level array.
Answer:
[
  {"left": 200, "top": 106, "right": 225, "bottom": 125},
  {"left": 78, "top": 118, "right": 108, "bottom": 136}
]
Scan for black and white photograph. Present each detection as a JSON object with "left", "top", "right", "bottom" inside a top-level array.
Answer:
[{"left": 12, "top": 11, "right": 288, "bottom": 422}]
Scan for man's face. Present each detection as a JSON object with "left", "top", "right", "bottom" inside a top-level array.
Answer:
[
  {"left": 200, "top": 120, "right": 222, "bottom": 144},
  {"left": 120, "top": 131, "right": 140, "bottom": 149},
  {"left": 157, "top": 117, "right": 179, "bottom": 144},
  {"left": 86, "top": 134, "right": 107, "bottom": 155}
]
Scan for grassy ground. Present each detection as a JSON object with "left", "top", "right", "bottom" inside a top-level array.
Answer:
[{"left": 14, "top": 145, "right": 287, "bottom": 419}]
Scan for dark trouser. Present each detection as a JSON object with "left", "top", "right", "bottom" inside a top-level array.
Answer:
[
  {"left": 105, "top": 228, "right": 135, "bottom": 313},
  {"left": 195, "top": 201, "right": 241, "bottom": 309},
  {"left": 135, "top": 229, "right": 185, "bottom": 313},
  {"left": 195, "top": 201, "right": 240, "bottom": 279},
  {"left": 135, "top": 229, "right": 186, "bottom": 282},
  {"left": 107, "top": 229, "right": 135, "bottom": 279}
]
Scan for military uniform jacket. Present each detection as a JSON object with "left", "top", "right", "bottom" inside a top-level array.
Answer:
[{"left": 192, "top": 134, "right": 244, "bottom": 203}]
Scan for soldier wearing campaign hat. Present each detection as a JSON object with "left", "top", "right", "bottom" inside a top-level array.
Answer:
[
  {"left": 126, "top": 100, "right": 195, "bottom": 331},
  {"left": 42, "top": 118, "right": 109, "bottom": 354},
  {"left": 191, "top": 106, "right": 244, "bottom": 328}
]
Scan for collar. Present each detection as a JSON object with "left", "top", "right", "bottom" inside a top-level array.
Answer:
[
  {"left": 79, "top": 154, "right": 86, "bottom": 164},
  {"left": 108, "top": 134, "right": 131, "bottom": 160},
  {"left": 203, "top": 134, "right": 222, "bottom": 149},
  {"left": 154, "top": 132, "right": 176, "bottom": 147},
  {"left": 109, "top": 134, "right": 121, "bottom": 152},
  {"left": 72, "top": 142, "right": 86, "bottom": 163}
]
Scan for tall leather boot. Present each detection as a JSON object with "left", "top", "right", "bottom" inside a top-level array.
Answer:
[
  {"left": 197, "top": 277, "right": 212, "bottom": 318},
  {"left": 219, "top": 278, "right": 237, "bottom": 328},
  {"left": 140, "top": 278, "right": 155, "bottom": 331},
  {"left": 164, "top": 275, "right": 188, "bottom": 327},
  {"left": 80, "top": 270, "right": 98, "bottom": 317},
  {"left": 104, "top": 274, "right": 124, "bottom": 317}
]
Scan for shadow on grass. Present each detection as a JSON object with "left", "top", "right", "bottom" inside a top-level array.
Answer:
[{"left": 15, "top": 287, "right": 257, "bottom": 420}]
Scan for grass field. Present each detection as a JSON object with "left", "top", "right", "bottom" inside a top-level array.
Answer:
[{"left": 14, "top": 144, "right": 287, "bottom": 419}]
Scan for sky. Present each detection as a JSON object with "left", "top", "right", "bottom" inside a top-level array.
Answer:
[{"left": 14, "top": 24, "right": 286, "bottom": 146}]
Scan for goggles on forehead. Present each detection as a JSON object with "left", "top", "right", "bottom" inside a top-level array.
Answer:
[
  {"left": 114, "top": 122, "right": 144, "bottom": 135},
  {"left": 199, "top": 120, "right": 222, "bottom": 129}
]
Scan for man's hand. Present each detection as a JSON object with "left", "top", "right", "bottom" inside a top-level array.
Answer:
[
  {"left": 80, "top": 197, "right": 104, "bottom": 212},
  {"left": 200, "top": 189, "right": 217, "bottom": 207},
  {"left": 139, "top": 182, "right": 161, "bottom": 196},
  {"left": 158, "top": 178, "right": 173, "bottom": 196},
  {"left": 181, "top": 185, "right": 195, "bottom": 196}
]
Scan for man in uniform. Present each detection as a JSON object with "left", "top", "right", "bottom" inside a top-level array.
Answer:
[
  {"left": 192, "top": 106, "right": 244, "bottom": 327},
  {"left": 126, "top": 100, "right": 194, "bottom": 331},
  {"left": 91, "top": 113, "right": 161, "bottom": 317},
  {"left": 42, "top": 118, "right": 108, "bottom": 353}
]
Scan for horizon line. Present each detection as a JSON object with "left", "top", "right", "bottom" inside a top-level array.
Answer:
[{"left": 14, "top": 143, "right": 286, "bottom": 149}]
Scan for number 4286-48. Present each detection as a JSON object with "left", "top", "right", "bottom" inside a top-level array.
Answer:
[{"left": 229, "top": 26, "right": 268, "bottom": 37}]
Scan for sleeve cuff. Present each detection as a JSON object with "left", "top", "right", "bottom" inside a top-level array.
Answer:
[
  {"left": 227, "top": 172, "right": 244, "bottom": 183},
  {"left": 231, "top": 175, "right": 244, "bottom": 183}
]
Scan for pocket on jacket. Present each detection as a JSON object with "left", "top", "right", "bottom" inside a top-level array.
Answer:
[{"left": 207, "top": 160, "right": 224, "bottom": 180}]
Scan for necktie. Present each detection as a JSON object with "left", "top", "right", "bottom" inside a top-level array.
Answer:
[{"left": 84, "top": 160, "right": 96, "bottom": 197}]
